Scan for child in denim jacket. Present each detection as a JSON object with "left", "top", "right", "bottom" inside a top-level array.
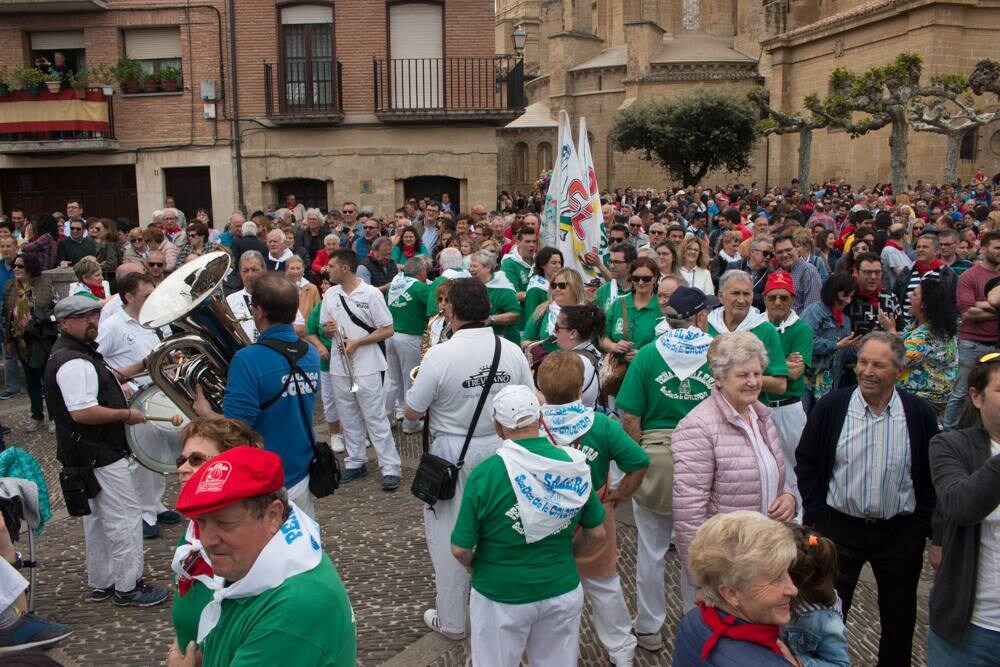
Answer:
[{"left": 780, "top": 525, "right": 852, "bottom": 667}]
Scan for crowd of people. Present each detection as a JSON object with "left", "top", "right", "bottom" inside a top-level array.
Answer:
[{"left": 0, "top": 174, "right": 998, "bottom": 666}]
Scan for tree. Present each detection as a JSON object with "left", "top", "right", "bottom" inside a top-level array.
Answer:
[
  {"left": 609, "top": 89, "right": 758, "bottom": 187},
  {"left": 804, "top": 53, "right": 956, "bottom": 195},
  {"left": 748, "top": 88, "right": 827, "bottom": 189}
]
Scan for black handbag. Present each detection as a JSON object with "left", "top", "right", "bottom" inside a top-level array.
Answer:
[{"left": 411, "top": 335, "right": 502, "bottom": 506}]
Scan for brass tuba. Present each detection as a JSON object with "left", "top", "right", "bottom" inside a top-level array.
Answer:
[{"left": 125, "top": 251, "right": 252, "bottom": 473}]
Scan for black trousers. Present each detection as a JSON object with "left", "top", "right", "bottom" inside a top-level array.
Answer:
[{"left": 819, "top": 509, "right": 925, "bottom": 667}]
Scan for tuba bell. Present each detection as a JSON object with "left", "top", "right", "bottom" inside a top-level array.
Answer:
[{"left": 125, "top": 251, "right": 251, "bottom": 473}]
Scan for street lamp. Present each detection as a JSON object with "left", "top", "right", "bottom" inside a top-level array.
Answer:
[{"left": 512, "top": 24, "right": 527, "bottom": 57}]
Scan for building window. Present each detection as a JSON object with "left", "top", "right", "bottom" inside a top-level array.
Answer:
[
  {"left": 513, "top": 142, "right": 528, "bottom": 183},
  {"left": 960, "top": 129, "right": 977, "bottom": 161},
  {"left": 537, "top": 142, "right": 553, "bottom": 173},
  {"left": 388, "top": 3, "right": 443, "bottom": 109},
  {"left": 124, "top": 27, "right": 182, "bottom": 79},
  {"left": 29, "top": 31, "right": 85, "bottom": 79},
  {"left": 281, "top": 4, "right": 336, "bottom": 110}
]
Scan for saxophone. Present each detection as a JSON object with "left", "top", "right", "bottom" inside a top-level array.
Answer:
[{"left": 410, "top": 314, "right": 451, "bottom": 380}]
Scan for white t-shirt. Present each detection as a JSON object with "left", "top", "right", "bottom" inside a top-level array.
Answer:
[
  {"left": 972, "top": 440, "right": 1000, "bottom": 631},
  {"left": 320, "top": 281, "right": 393, "bottom": 377},
  {"left": 99, "top": 294, "right": 123, "bottom": 326},
  {"left": 96, "top": 309, "right": 164, "bottom": 387},
  {"left": 405, "top": 326, "right": 533, "bottom": 439},
  {"left": 55, "top": 359, "right": 100, "bottom": 411},
  {"left": 227, "top": 288, "right": 304, "bottom": 342}
]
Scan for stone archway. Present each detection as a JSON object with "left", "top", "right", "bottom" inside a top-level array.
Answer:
[{"left": 403, "top": 175, "right": 461, "bottom": 212}]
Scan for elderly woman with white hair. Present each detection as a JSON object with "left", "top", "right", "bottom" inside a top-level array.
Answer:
[
  {"left": 467, "top": 249, "right": 522, "bottom": 343},
  {"left": 672, "top": 511, "right": 801, "bottom": 666},
  {"left": 672, "top": 332, "right": 797, "bottom": 610}
]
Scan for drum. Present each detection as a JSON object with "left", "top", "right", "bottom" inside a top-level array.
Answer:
[{"left": 125, "top": 384, "right": 189, "bottom": 474}]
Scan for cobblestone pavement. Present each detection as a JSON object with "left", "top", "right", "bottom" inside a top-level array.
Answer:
[{"left": 0, "top": 394, "right": 930, "bottom": 666}]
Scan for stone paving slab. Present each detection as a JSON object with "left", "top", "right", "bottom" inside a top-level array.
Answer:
[{"left": 0, "top": 395, "right": 931, "bottom": 665}]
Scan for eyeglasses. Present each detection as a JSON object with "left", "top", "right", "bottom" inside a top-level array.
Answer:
[
  {"left": 12, "top": 263, "right": 24, "bottom": 268},
  {"left": 754, "top": 249, "right": 773, "bottom": 257},
  {"left": 147, "top": 262, "right": 164, "bottom": 267},
  {"left": 552, "top": 323, "right": 570, "bottom": 332},
  {"left": 176, "top": 452, "right": 211, "bottom": 469},
  {"left": 342, "top": 209, "right": 355, "bottom": 214},
  {"left": 70, "top": 226, "right": 83, "bottom": 232},
  {"left": 551, "top": 281, "right": 569, "bottom": 290},
  {"left": 765, "top": 294, "right": 792, "bottom": 302},
  {"left": 631, "top": 274, "right": 654, "bottom": 283},
  {"left": 629, "top": 223, "right": 642, "bottom": 228}
]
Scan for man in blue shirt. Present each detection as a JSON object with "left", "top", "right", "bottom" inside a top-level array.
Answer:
[
  {"left": 193, "top": 272, "right": 320, "bottom": 518},
  {"left": 0, "top": 233, "right": 19, "bottom": 400}
]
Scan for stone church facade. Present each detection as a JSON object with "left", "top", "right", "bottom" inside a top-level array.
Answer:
[{"left": 497, "top": 0, "right": 1000, "bottom": 194}]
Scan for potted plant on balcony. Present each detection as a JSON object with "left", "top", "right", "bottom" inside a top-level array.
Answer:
[
  {"left": 143, "top": 72, "right": 158, "bottom": 93},
  {"left": 87, "top": 64, "right": 116, "bottom": 96},
  {"left": 68, "top": 68, "right": 90, "bottom": 99},
  {"left": 114, "top": 56, "right": 144, "bottom": 94},
  {"left": 12, "top": 66, "right": 47, "bottom": 96},
  {"left": 0, "top": 65, "right": 9, "bottom": 97},
  {"left": 159, "top": 65, "right": 181, "bottom": 93},
  {"left": 44, "top": 72, "right": 63, "bottom": 94}
]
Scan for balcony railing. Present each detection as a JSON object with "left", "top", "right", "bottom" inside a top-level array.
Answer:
[
  {"left": 373, "top": 56, "right": 525, "bottom": 122},
  {"left": 263, "top": 61, "right": 343, "bottom": 123},
  {"left": 0, "top": 87, "right": 117, "bottom": 153}
]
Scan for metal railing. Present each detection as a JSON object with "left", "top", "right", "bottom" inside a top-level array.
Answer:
[
  {"left": 264, "top": 61, "right": 343, "bottom": 116},
  {"left": 0, "top": 87, "right": 115, "bottom": 143},
  {"left": 373, "top": 56, "right": 525, "bottom": 113}
]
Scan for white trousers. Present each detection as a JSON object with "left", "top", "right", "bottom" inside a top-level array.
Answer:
[
  {"left": 319, "top": 370, "right": 340, "bottom": 424},
  {"left": 130, "top": 464, "right": 167, "bottom": 526},
  {"left": 332, "top": 372, "right": 401, "bottom": 476},
  {"left": 470, "top": 585, "right": 583, "bottom": 667},
  {"left": 83, "top": 458, "right": 144, "bottom": 592},
  {"left": 287, "top": 476, "right": 315, "bottom": 520},
  {"left": 0, "top": 558, "right": 27, "bottom": 611},
  {"left": 384, "top": 333, "right": 421, "bottom": 423},
  {"left": 633, "top": 501, "right": 695, "bottom": 633},
  {"left": 581, "top": 574, "right": 637, "bottom": 663},
  {"left": 771, "top": 401, "right": 806, "bottom": 511},
  {"left": 423, "top": 432, "right": 503, "bottom": 635}
]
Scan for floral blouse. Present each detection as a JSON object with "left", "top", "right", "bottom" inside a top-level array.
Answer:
[{"left": 898, "top": 323, "right": 957, "bottom": 407}]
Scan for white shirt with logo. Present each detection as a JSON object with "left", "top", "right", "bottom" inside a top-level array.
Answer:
[
  {"left": 96, "top": 309, "right": 165, "bottom": 387},
  {"left": 320, "top": 281, "right": 393, "bottom": 377},
  {"left": 227, "top": 288, "right": 304, "bottom": 343}
]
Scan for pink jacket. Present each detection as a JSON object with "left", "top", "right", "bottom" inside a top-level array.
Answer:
[{"left": 671, "top": 389, "right": 792, "bottom": 577}]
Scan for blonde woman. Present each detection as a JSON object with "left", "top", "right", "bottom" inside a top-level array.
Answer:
[
  {"left": 68, "top": 256, "right": 110, "bottom": 303},
  {"left": 286, "top": 255, "right": 321, "bottom": 321},
  {"left": 678, "top": 236, "right": 714, "bottom": 295},
  {"left": 521, "top": 268, "right": 586, "bottom": 355}
]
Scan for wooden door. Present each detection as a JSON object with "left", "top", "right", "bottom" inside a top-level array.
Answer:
[
  {"left": 163, "top": 166, "right": 212, "bottom": 222},
  {"left": 0, "top": 165, "right": 138, "bottom": 221}
]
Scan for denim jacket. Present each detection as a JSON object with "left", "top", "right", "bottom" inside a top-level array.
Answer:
[
  {"left": 799, "top": 302, "right": 851, "bottom": 382},
  {"left": 780, "top": 602, "right": 851, "bottom": 667}
]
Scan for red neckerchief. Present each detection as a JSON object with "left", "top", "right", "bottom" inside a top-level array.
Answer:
[
  {"left": 84, "top": 280, "right": 105, "bottom": 299},
  {"left": 914, "top": 259, "right": 945, "bottom": 274},
  {"left": 831, "top": 305, "right": 845, "bottom": 326},
  {"left": 698, "top": 602, "right": 782, "bottom": 660},
  {"left": 884, "top": 240, "right": 903, "bottom": 251},
  {"left": 402, "top": 245, "right": 416, "bottom": 259},
  {"left": 855, "top": 286, "right": 880, "bottom": 310}
]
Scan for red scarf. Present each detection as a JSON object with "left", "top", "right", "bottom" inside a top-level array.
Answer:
[
  {"left": 914, "top": 259, "right": 945, "bottom": 274},
  {"left": 84, "top": 280, "right": 105, "bottom": 299},
  {"left": 884, "top": 240, "right": 904, "bottom": 251},
  {"left": 699, "top": 602, "right": 782, "bottom": 660},
  {"left": 855, "top": 286, "right": 880, "bottom": 310},
  {"left": 402, "top": 245, "right": 416, "bottom": 259},
  {"left": 831, "top": 305, "right": 844, "bottom": 326}
]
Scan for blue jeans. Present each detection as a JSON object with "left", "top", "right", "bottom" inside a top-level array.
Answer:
[
  {"left": 928, "top": 626, "right": 1000, "bottom": 667},
  {"left": 943, "top": 339, "right": 992, "bottom": 430},
  {"left": 21, "top": 362, "right": 45, "bottom": 422},
  {"left": 2, "top": 344, "right": 19, "bottom": 394}
]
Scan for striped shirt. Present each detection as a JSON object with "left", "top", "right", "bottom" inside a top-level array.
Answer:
[{"left": 827, "top": 388, "right": 915, "bottom": 519}]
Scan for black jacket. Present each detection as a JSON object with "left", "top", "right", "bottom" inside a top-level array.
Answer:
[
  {"left": 795, "top": 386, "right": 938, "bottom": 534},
  {"left": 928, "top": 426, "right": 1000, "bottom": 646},
  {"left": 894, "top": 263, "right": 957, "bottom": 313},
  {"left": 295, "top": 225, "right": 330, "bottom": 263}
]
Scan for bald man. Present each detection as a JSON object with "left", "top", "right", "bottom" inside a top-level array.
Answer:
[{"left": 100, "top": 262, "right": 147, "bottom": 326}]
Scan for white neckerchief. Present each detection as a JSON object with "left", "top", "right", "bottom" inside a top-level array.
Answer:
[
  {"left": 442, "top": 267, "right": 471, "bottom": 281},
  {"left": 268, "top": 248, "right": 294, "bottom": 265},
  {"left": 387, "top": 273, "right": 417, "bottom": 305},
  {"left": 485, "top": 272, "right": 517, "bottom": 292},
  {"left": 719, "top": 250, "right": 741, "bottom": 264},
  {"left": 294, "top": 277, "right": 309, "bottom": 289},
  {"left": 527, "top": 274, "right": 548, "bottom": 292},
  {"left": 654, "top": 326, "right": 713, "bottom": 381},
  {"left": 546, "top": 301, "right": 561, "bottom": 335},
  {"left": 502, "top": 251, "right": 532, "bottom": 270},
  {"left": 540, "top": 401, "right": 595, "bottom": 446},
  {"left": 708, "top": 305, "right": 767, "bottom": 334},
  {"left": 195, "top": 502, "right": 322, "bottom": 643},
  {"left": 773, "top": 309, "right": 800, "bottom": 334},
  {"left": 496, "top": 440, "right": 592, "bottom": 544}
]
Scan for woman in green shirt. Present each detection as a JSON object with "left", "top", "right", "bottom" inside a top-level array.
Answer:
[
  {"left": 522, "top": 267, "right": 585, "bottom": 355},
  {"left": 468, "top": 250, "right": 522, "bottom": 343},
  {"left": 390, "top": 225, "right": 429, "bottom": 268},
  {"left": 523, "top": 247, "right": 564, "bottom": 320},
  {"left": 601, "top": 256, "right": 662, "bottom": 361}
]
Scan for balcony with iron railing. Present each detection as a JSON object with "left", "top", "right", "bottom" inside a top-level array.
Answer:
[
  {"left": 263, "top": 61, "right": 344, "bottom": 125},
  {"left": 373, "top": 55, "right": 525, "bottom": 124},
  {"left": 0, "top": 0, "right": 107, "bottom": 12},
  {"left": 0, "top": 87, "right": 117, "bottom": 154}
]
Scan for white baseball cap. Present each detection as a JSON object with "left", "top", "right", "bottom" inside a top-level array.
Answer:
[{"left": 492, "top": 385, "right": 541, "bottom": 429}]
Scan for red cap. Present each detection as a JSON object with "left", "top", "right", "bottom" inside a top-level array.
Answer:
[
  {"left": 764, "top": 270, "right": 796, "bottom": 296},
  {"left": 176, "top": 446, "right": 284, "bottom": 518}
]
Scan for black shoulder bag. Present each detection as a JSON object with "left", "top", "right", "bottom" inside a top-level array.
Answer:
[
  {"left": 410, "top": 335, "right": 501, "bottom": 506},
  {"left": 257, "top": 338, "right": 340, "bottom": 499},
  {"left": 338, "top": 294, "right": 387, "bottom": 359}
]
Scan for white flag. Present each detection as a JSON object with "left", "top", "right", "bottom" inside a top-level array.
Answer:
[
  {"left": 539, "top": 114, "right": 566, "bottom": 247},
  {"left": 548, "top": 112, "right": 600, "bottom": 280},
  {"left": 577, "top": 117, "right": 608, "bottom": 262}
]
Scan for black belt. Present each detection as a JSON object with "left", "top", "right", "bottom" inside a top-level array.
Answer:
[
  {"left": 832, "top": 509, "right": 912, "bottom": 526},
  {"left": 767, "top": 397, "right": 800, "bottom": 408}
]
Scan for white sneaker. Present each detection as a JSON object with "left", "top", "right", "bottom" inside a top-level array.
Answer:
[
  {"left": 330, "top": 434, "right": 346, "bottom": 453},
  {"left": 402, "top": 420, "right": 424, "bottom": 435},
  {"left": 47, "top": 421, "right": 56, "bottom": 433},
  {"left": 25, "top": 419, "right": 43, "bottom": 433},
  {"left": 635, "top": 631, "right": 662, "bottom": 652},
  {"left": 422, "top": 608, "right": 465, "bottom": 640}
]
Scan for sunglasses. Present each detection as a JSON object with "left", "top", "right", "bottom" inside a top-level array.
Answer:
[
  {"left": 364, "top": 226, "right": 377, "bottom": 231},
  {"left": 147, "top": 262, "right": 164, "bottom": 267},
  {"left": 12, "top": 263, "right": 24, "bottom": 268},
  {"left": 979, "top": 352, "right": 1000, "bottom": 363},
  {"left": 631, "top": 274, "right": 654, "bottom": 283},
  {"left": 755, "top": 249, "right": 773, "bottom": 257},
  {"left": 551, "top": 281, "right": 569, "bottom": 290},
  {"left": 70, "top": 226, "right": 83, "bottom": 232},
  {"left": 342, "top": 210, "right": 355, "bottom": 214},
  {"left": 176, "top": 452, "right": 211, "bottom": 469}
]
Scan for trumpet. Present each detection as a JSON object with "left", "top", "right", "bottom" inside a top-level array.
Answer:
[{"left": 331, "top": 325, "right": 360, "bottom": 393}]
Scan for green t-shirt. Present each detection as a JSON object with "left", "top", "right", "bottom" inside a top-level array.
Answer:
[
  {"left": 760, "top": 318, "right": 813, "bottom": 403},
  {"left": 573, "top": 412, "right": 649, "bottom": 490},
  {"left": 200, "top": 553, "right": 356, "bottom": 667},
  {"left": 387, "top": 278, "right": 430, "bottom": 336},
  {"left": 592, "top": 280, "right": 631, "bottom": 314},
  {"left": 523, "top": 282, "right": 548, "bottom": 324},
  {"left": 502, "top": 255, "right": 533, "bottom": 331},
  {"left": 390, "top": 244, "right": 429, "bottom": 266},
  {"left": 615, "top": 343, "right": 715, "bottom": 430},
  {"left": 604, "top": 294, "right": 663, "bottom": 351},
  {"left": 487, "top": 284, "right": 523, "bottom": 344},
  {"left": 306, "top": 302, "right": 332, "bottom": 372},
  {"left": 451, "top": 437, "right": 605, "bottom": 604},
  {"left": 521, "top": 305, "right": 559, "bottom": 352},
  {"left": 172, "top": 533, "right": 214, "bottom": 652},
  {"left": 707, "top": 318, "right": 790, "bottom": 379}
]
